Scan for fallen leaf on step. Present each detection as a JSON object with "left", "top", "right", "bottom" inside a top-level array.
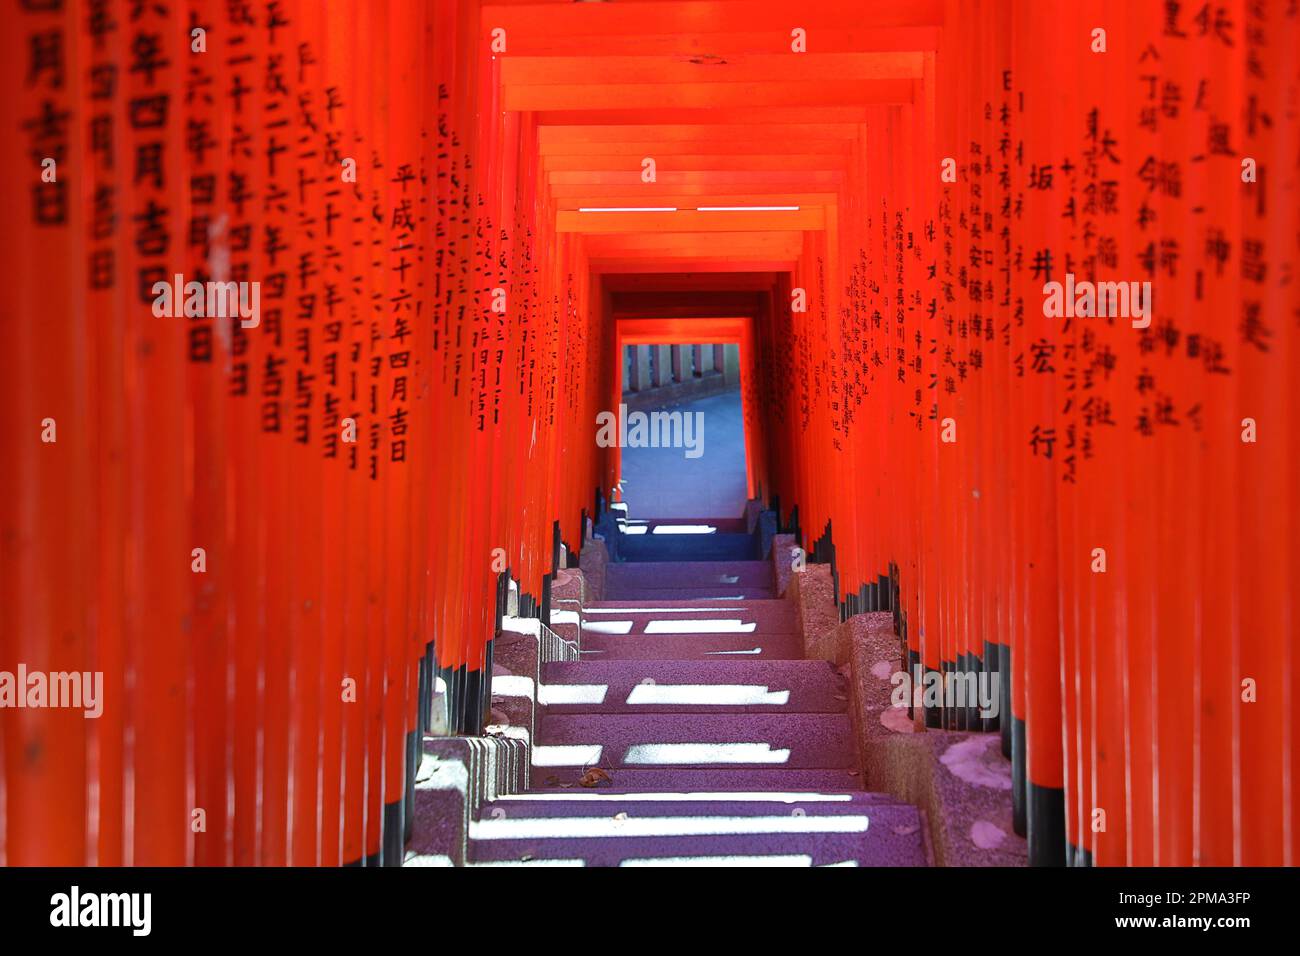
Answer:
[
  {"left": 578, "top": 767, "right": 612, "bottom": 788},
  {"left": 832, "top": 693, "right": 848, "bottom": 701},
  {"left": 544, "top": 775, "right": 560, "bottom": 787},
  {"left": 892, "top": 824, "right": 920, "bottom": 836}
]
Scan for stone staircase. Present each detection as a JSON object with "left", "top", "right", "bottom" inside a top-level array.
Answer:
[{"left": 459, "top": 523, "right": 930, "bottom": 867}]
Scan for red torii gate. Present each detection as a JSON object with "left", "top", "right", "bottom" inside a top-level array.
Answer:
[{"left": 0, "top": 0, "right": 1295, "bottom": 870}]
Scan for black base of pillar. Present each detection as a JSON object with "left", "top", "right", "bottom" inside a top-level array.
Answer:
[
  {"left": 381, "top": 799, "right": 404, "bottom": 867},
  {"left": 941, "top": 659, "right": 958, "bottom": 729},
  {"left": 1000, "top": 644, "right": 1013, "bottom": 758},
  {"left": 907, "top": 649, "right": 920, "bottom": 720},
  {"left": 1028, "top": 782, "right": 1066, "bottom": 867},
  {"left": 1012, "top": 715, "right": 1027, "bottom": 836},
  {"left": 403, "top": 729, "right": 418, "bottom": 845},
  {"left": 982, "top": 639, "right": 1000, "bottom": 732},
  {"left": 923, "top": 667, "right": 943, "bottom": 728},
  {"left": 966, "top": 654, "right": 981, "bottom": 729}
]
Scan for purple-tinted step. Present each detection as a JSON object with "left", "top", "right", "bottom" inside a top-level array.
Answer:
[
  {"left": 606, "top": 560, "right": 774, "bottom": 589},
  {"left": 480, "top": 793, "right": 907, "bottom": 818},
  {"left": 605, "top": 587, "right": 775, "bottom": 601},
  {"left": 539, "top": 659, "right": 849, "bottom": 713},
  {"left": 531, "top": 768, "right": 868, "bottom": 793},
  {"left": 616, "top": 532, "right": 757, "bottom": 563},
  {"left": 581, "top": 599, "right": 798, "bottom": 634},
  {"left": 578, "top": 630, "right": 803, "bottom": 660},
  {"left": 635, "top": 517, "right": 748, "bottom": 534},
  {"left": 535, "top": 713, "right": 859, "bottom": 769},
  {"left": 466, "top": 802, "right": 927, "bottom": 867}
]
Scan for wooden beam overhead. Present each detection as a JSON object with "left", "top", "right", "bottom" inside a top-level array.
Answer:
[
  {"left": 549, "top": 170, "right": 843, "bottom": 186},
  {"left": 542, "top": 154, "right": 848, "bottom": 173},
  {"left": 493, "top": 26, "right": 941, "bottom": 57},
  {"left": 602, "top": 273, "right": 780, "bottom": 293},
  {"left": 557, "top": 208, "right": 825, "bottom": 234},
  {"left": 537, "top": 123, "right": 861, "bottom": 144},
  {"left": 589, "top": 259, "right": 797, "bottom": 274},
  {"left": 538, "top": 139, "right": 853, "bottom": 157},
  {"left": 583, "top": 231, "right": 806, "bottom": 258},
  {"left": 504, "top": 78, "right": 915, "bottom": 111},
  {"left": 481, "top": 0, "right": 944, "bottom": 35},
  {"left": 533, "top": 106, "right": 872, "bottom": 126},
  {"left": 500, "top": 52, "right": 924, "bottom": 87},
  {"left": 549, "top": 192, "right": 840, "bottom": 210}
]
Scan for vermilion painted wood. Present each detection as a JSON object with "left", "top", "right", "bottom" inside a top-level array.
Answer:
[{"left": 1, "top": 0, "right": 1294, "bottom": 869}]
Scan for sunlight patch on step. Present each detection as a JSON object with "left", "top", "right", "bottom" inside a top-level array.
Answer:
[
  {"left": 623, "top": 742, "right": 791, "bottom": 765},
  {"left": 494, "top": 792, "right": 852, "bottom": 803},
  {"left": 491, "top": 675, "right": 535, "bottom": 700},
  {"left": 538, "top": 683, "right": 608, "bottom": 706},
  {"left": 621, "top": 855, "right": 813, "bottom": 866},
  {"left": 471, "top": 859, "right": 587, "bottom": 867},
  {"left": 583, "top": 607, "right": 745, "bottom": 614},
  {"left": 500, "top": 616, "right": 541, "bottom": 637},
  {"left": 532, "top": 745, "right": 603, "bottom": 767},
  {"left": 470, "top": 814, "right": 870, "bottom": 840},
  {"left": 650, "top": 524, "right": 717, "bottom": 534},
  {"left": 643, "top": 618, "right": 756, "bottom": 634},
  {"left": 624, "top": 684, "right": 789, "bottom": 706},
  {"left": 705, "top": 647, "right": 762, "bottom": 656},
  {"left": 582, "top": 619, "right": 635, "bottom": 635}
]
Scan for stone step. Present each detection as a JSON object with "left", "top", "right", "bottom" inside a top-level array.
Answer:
[
  {"left": 465, "top": 795, "right": 927, "bottom": 866},
  {"left": 606, "top": 559, "right": 773, "bottom": 590},
  {"left": 529, "top": 767, "right": 869, "bottom": 793},
  {"left": 581, "top": 599, "right": 799, "bottom": 635},
  {"left": 615, "top": 531, "right": 757, "bottom": 563},
  {"left": 620, "top": 517, "right": 749, "bottom": 534},
  {"left": 534, "top": 713, "right": 859, "bottom": 769},
  {"left": 539, "top": 658, "right": 849, "bottom": 713},
  {"left": 605, "top": 586, "right": 775, "bottom": 601},
  {"left": 578, "top": 630, "right": 803, "bottom": 660}
]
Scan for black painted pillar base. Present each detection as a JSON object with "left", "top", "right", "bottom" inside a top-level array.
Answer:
[
  {"left": 381, "top": 799, "right": 404, "bottom": 867},
  {"left": 1000, "top": 644, "right": 1013, "bottom": 757},
  {"left": 403, "top": 728, "right": 418, "bottom": 846},
  {"left": 1068, "top": 843, "right": 1094, "bottom": 867},
  {"left": 907, "top": 649, "right": 920, "bottom": 721},
  {"left": 923, "top": 667, "right": 943, "bottom": 728},
  {"left": 1012, "top": 714, "right": 1027, "bottom": 836},
  {"left": 1028, "top": 782, "right": 1067, "bottom": 867},
  {"left": 941, "top": 659, "right": 958, "bottom": 729}
]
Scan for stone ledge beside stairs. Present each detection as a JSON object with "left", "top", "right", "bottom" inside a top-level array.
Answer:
[
  {"left": 577, "top": 528, "right": 610, "bottom": 601},
  {"left": 406, "top": 735, "right": 530, "bottom": 866},
  {"left": 788, "top": 573, "right": 1027, "bottom": 867}
]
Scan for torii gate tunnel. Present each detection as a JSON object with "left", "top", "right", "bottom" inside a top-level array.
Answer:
[{"left": 1, "top": 0, "right": 1297, "bottom": 870}]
